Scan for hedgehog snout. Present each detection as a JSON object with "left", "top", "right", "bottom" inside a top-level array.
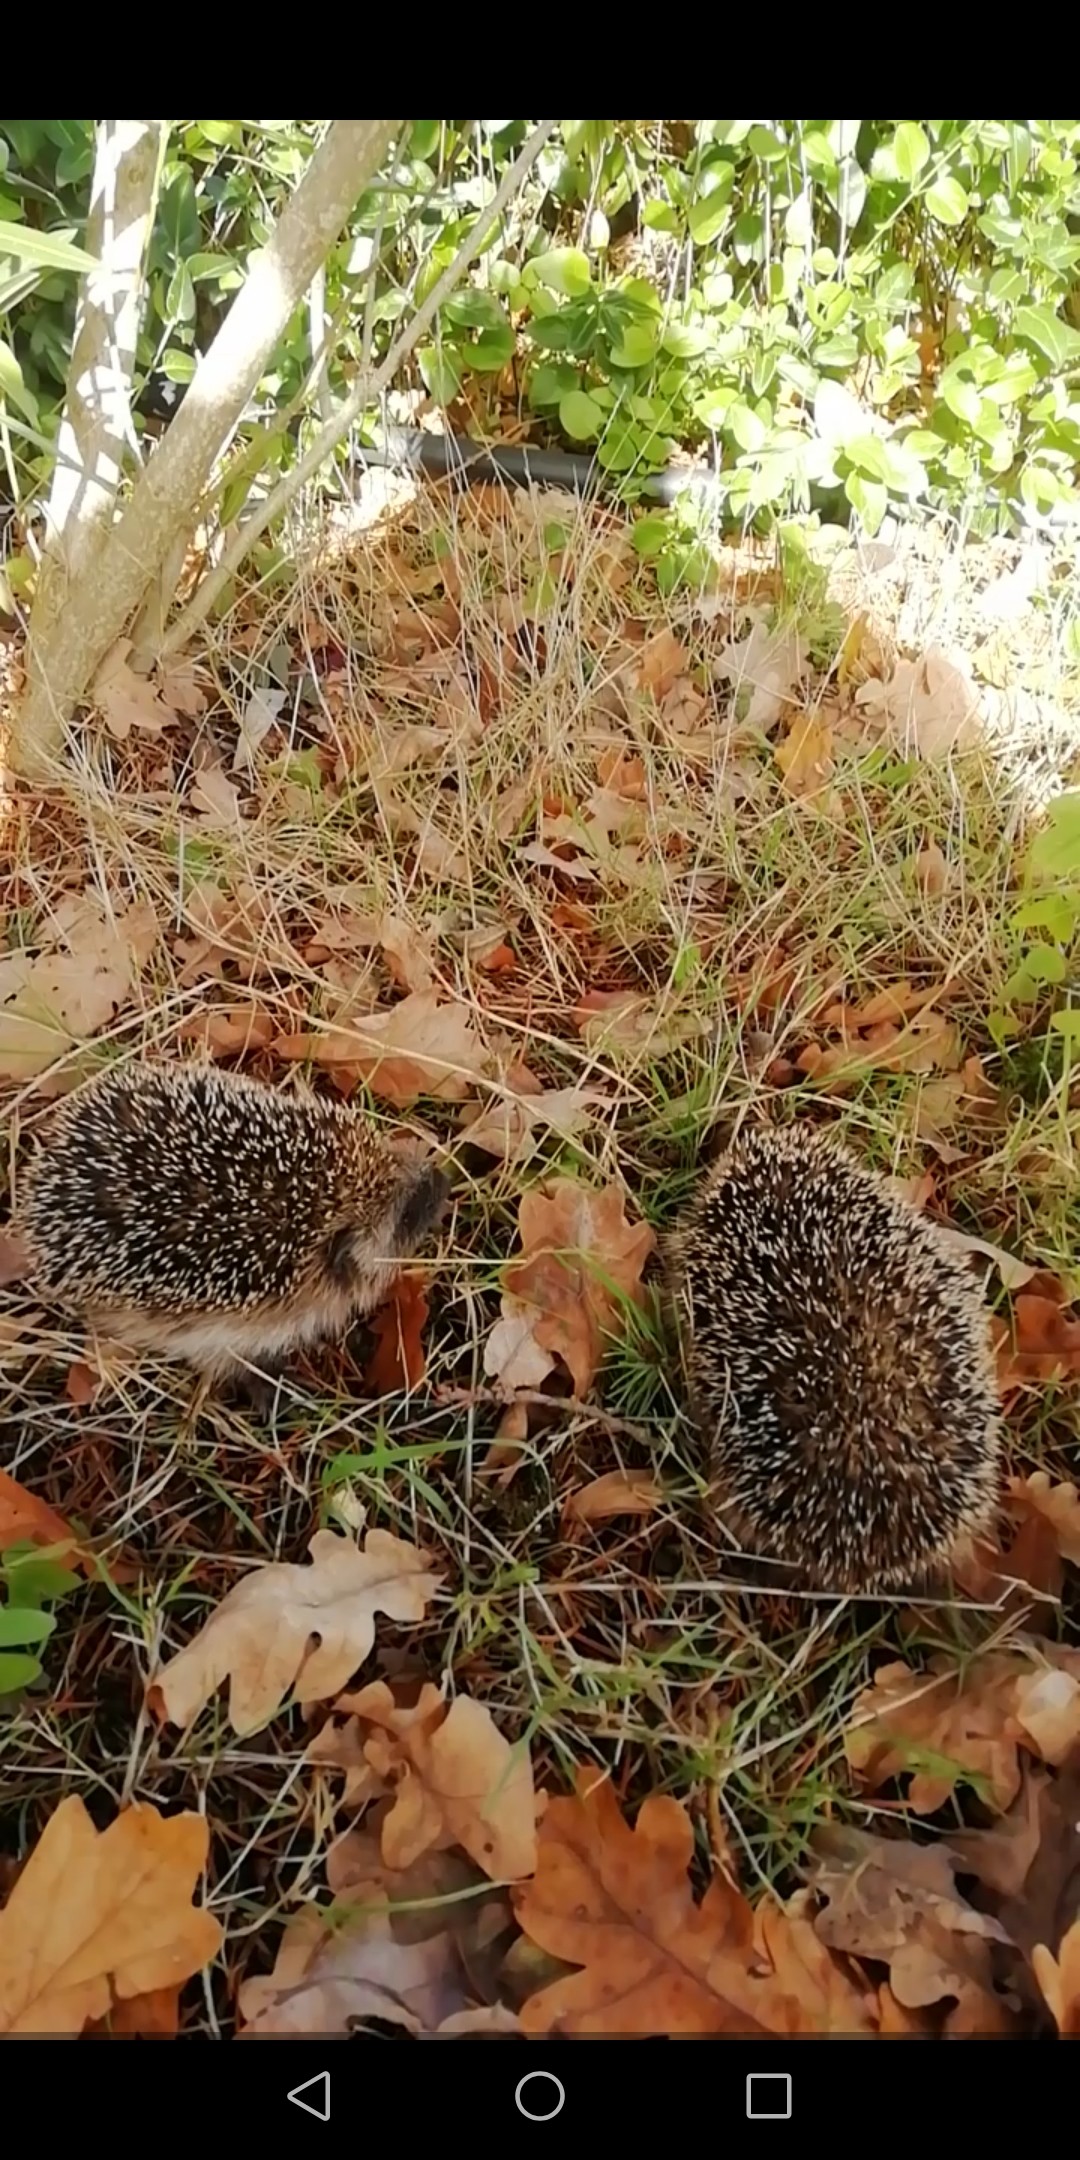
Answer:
[{"left": 388, "top": 1160, "right": 451, "bottom": 1254}]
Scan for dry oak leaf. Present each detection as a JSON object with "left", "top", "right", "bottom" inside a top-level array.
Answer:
[
  {"left": 565, "top": 1469, "right": 664, "bottom": 1525},
  {"left": 994, "top": 1283, "right": 1080, "bottom": 1388},
  {"left": 1006, "top": 1473, "right": 1080, "bottom": 1567},
  {"left": 363, "top": 1273, "right": 430, "bottom": 1395},
  {"left": 238, "top": 1899, "right": 514, "bottom": 2037},
  {"left": 846, "top": 1649, "right": 1080, "bottom": 1816},
  {"left": 275, "top": 989, "right": 491, "bottom": 1107},
  {"left": 0, "top": 891, "right": 158, "bottom": 1083},
  {"left": 460, "top": 1083, "right": 605, "bottom": 1163},
  {"left": 484, "top": 1178, "right": 655, "bottom": 1398},
  {"left": 1033, "top": 1918, "right": 1080, "bottom": 2035},
  {"left": 716, "top": 617, "right": 806, "bottom": 732},
  {"left": 571, "top": 987, "right": 707, "bottom": 1058},
  {"left": 91, "top": 640, "right": 180, "bottom": 741},
  {"left": 152, "top": 1529, "right": 442, "bottom": 1737},
  {"left": 775, "top": 713, "right": 835, "bottom": 799},
  {"left": 0, "top": 1797, "right": 221, "bottom": 2035},
  {"left": 311, "top": 1678, "right": 538, "bottom": 1881},
  {"left": 854, "top": 644, "right": 984, "bottom": 759},
  {"left": 94, "top": 1984, "right": 181, "bottom": 2036},
  {"left": 513, "top": 1771, "right": 871, "bottom": 2035},
  {"left": 809, "top": 1825, "right": 1012, "bottom": 2030}
]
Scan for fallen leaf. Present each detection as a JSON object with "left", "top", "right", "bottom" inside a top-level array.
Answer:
[
  {"left": 0, "top": 1465, "right": 91, "bottom": 1576},
  {"left": 190, "top": 763, "right": 242, "bottom": 827},
  {"left": 565, "top": 1470, "right": 663, "bottom": 1524},
  {"left": 0, "top": 893, "right": 158, "bottom": 1082},
  {"left": 596, "top": 749, "right": 647, "bottom": 798},
  {"left": 96, "top": 1985, "right": 181, "bottom": 2036},
  {"left": 775, "top": 713, "right": 835, "bottom": 799},
  {"left": 481, "top": 1299, "right": 557, "bottom": 1392},
  {"left": 65, "top": 1360, "right": 100, "bottom": 1407},
  {"left": 995, "top": 1286, "right": 1080, "bottom": 1388},
  {"left": 1033, "top": 1919, "right": 1080, "bottom": 2035},
  {"left": 179, "top": 1001, "right": 277, "bottom": 1059},
  {"left": 936, "top": 1226, "right": 1036, "bottom": 1292},
  {"left": 275, "top": 989, "right": 491, "bottom": 1107},
  {"left": 151, "top": 1528, "right": 442, "bottom": 1736},
  {"left": 156, "top": 659, "right": 207, "bottom": 716},
  {"left": 635, "top": 627, "right": 688, "bottom": 699},
  {"left": 232, "top": 685, "right": 286, "bottom": 771},
  {"left": 915, "top": 840, "right": 949, "bottom": 895},
  {"left": 571, "top": 987, "right": 707, "bottom": 1058},
  {"left": 311, "top": 1678, "right": 538, "bottom": 1881},
  {"left": 364, "top": 1274, "right": 430, "bottom": 1395},
  {"left": 854, "top": 644, "right": 984, "bottom": 758},
  {"left": 846, "top": 1649, "right": 1080, "bottom": 1815},
  {"left": 238, "top": 1898, "right": 515, "bottom": 2037},
  {"left": 514, "top": 1770, "right": 872, "bottom": 2034},
  {"left": 92, "top": 642, "right": 178, "bottom": 741},
  {"left": 809, "top": 1825, "right": 1013, "bottom": 2029},
  {"left": 0, "top": 1797, "right": 221, "bottom": 2035},
  {"left": 460, "top": 1084, "right": 604, "bottom": 1163},
  {"left": 717, "top": 617, "right": 805, "bottom": 731},
  {"left": 484, "top": 1179, "right": 655, "bottom": 1398},
  {"left": 1005, "top": 1473, "right": 1080, "bottom": 1567}
]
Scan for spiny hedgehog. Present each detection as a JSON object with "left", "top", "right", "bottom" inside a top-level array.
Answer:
[
  {"left": 16, "top": 1062, "right": 449, "bottom": 1386},
  {"left": 668, "top": 1124, "right": 1002, "bottom": 1596}
]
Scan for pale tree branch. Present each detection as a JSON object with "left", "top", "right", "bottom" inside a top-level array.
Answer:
[
  {"left": 162, "top": 118, "right": 557, "bottom": 659},
  {"left": 14, "top": 117, "right": 402, "bottom": 775}
]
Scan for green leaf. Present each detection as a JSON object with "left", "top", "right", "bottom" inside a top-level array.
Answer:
[
  {"left": 0, "top": 219, "right": 98, "bottom": 274},
  {"left": 892, "top": 122, "right": 930, "bottom": 181},
  {"left": 813, "top": 378, "right": 865, "bottom": 446},
  {"left": 660, "top": 322, "right": 710, "bottom": 359},
  {"left": 938, "top": 371, "right": 982, "bottom": 427},
  {"left": 632, "top": 513, "right": 671, "bottom": 558},
  {"left": 844, "top": 471, "right": 887, "bottom": 535},
  {"left": 559, "top": 388, "right": 605, "bottom": 441},
  {"left": 925, "top": 176, "right": 969, "bottom": 225},
  {"left": 687, "top": 179, "right": 733, "bottom": 247},
  {"left": 528, "top": 360, "right": 580, "bottom": 407},
  {"left": 0, "top": 1651, "right": 42, "bottom": 1694},
  {"left": 1013, "top": 893, "right": 1080, "bottom": 942},
  {"left": 747, "top": 126, "right": 786, "bottom": 160},
  {"left": 1028, "top": 791, "right": 1080, "bottom": 881},
  {"left": 526, "top": 247, "right": 592, "bottom": 298},
  {"left": 0, "top": 1606, "right": 54, "bottom": 1648},
  {"left": 468, "top": 322, "right": 515, "bottom": 372},
  {"left": 609, "top": 322, "right": 659, "bottom": 368},
  {"left": 0, "top": 337, "right": 38, "bottom": 423},
  {"left": 728, "top": 403, "right": 767, "bottom": 453},
  {"left": 160, "top": 347, "right": 196, "bottom": 384},
  {"left": 1013, "top": 304, "right": 1080, "bottom": 370},
  {"left": 418, "top": 345, "right": 463, "bottom": 404},
  {"left": 0, "top": 1553, "right": 79, "bottom": 1604},
  {"left": 1050, "top": 1007, "right": 1080, "bottom": 1044}
]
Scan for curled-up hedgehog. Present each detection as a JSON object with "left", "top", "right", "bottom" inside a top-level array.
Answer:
[
  {"left": 668, "top": 1124, "right": 1002, "bottom": 1596},
  {"left": 15, "top": 1062, "right": 449, "bottom": 1389}
]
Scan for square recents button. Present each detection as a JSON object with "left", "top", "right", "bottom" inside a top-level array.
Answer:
[{"left": 746, "top": 2073, "right": 792, "bottom": 2120}]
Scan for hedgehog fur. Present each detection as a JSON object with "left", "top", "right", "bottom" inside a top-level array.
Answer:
[
  {"left": 668, "top": 1124, "right": 1002, "bottom": 1595},
  {"left": 17, "top": 1062, "right": 448, "bottom": 1383}
]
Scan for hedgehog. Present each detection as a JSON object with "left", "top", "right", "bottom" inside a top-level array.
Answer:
[
  {"left": 14, "top": 1062, "right": 449, "bottom": 1389},
  {"left": 668, "top": 1124, "right": 1002, "bottom": 1596}
]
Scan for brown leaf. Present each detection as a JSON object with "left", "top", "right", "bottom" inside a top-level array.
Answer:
[
  {"left": 190, "top": 763, "right": 242, "bottom": 827},
  {"left": 0, "top": 1797, "right": 221, "bottom": 2035},
  {"left": 1006, "top": 1473, "right": 1080, "bottom": 1567},
  {"left": 565, "top": 1470, "right": 663, "bottom": 1524},
  {"left": 275, "top": 989, "right": 491, "bottom": 1107},
  {"left": 775, "top": 713, "right": 835, "bottom": 799},
  {"left": 915, "top": 840, "right": 949, "bottom": 895},
  {"left": 460, "top": 1083, "right": 604, "bottom": 1163},
  {"left": 310, "top": 1679, "right": 538, "bottom": 1881},
  {"left": 364, "top": 1274, "right": 430, "bottom": 1395},
  {"left": 936, "top": 1226, "right": 1036, "bottom": 1292},
  {"left": 151, "top": 1529, "right": 442, "bottom": 1736},
  {"left": 238, "top": 1896, "right": 516, "bottom": 2037},
  {"left": 0, "top": 1465, "right": 91, "bottom": 1576},
  {"left": 854, "top": 645, "right": 984, "bottom": 758},
  {"left": 571, "top": 987, "right": 706, "bottom": 1057},
  {"left": 996, "top": 1285, "right": 1080, "bottom": 1388},
  {"left": 635, "top": 627, "right": 688, "bottom": 699},
  {"left": 809, "top": 1825, "right": 1012, "bottom": 2029},
  {"left": 92, "top": 642, "right": 179, "bottom": 741},
  {"left": 0, "top": 893, "right": 158, "bottom": 1082},
  {"left": 846, "top": 1649, "right": 1080, "bottom": 1815},
  {"left": 484, "top": 1178, "right": 655, "bottom": 1398},
  {"left": 1033, "top": 1919, "right": 1080, "bottom": 2034},
  {"left": 716, "top": 618, "right": 805, "bottom": 732},
  {"left": 513, "top": 1770, "right": 873, "bottom": 2034},
  {"left": 96, "top": 1985, "right": 181, "bottom": 2036},
  {"left": 65, "top": 1359, "right": 100, "bottom": 1407}
]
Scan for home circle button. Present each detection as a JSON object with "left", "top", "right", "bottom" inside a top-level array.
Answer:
[{"left": 514, "top": 2072, "right": 566, "bottom": 2122}]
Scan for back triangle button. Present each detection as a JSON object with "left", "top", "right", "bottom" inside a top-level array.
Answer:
[{"left": 287, "top": 2072, "right": 330, "bottom": 2122}]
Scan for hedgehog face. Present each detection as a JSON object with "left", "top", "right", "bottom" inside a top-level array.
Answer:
[{"left": 322, "top": 1147, "right": 449, "bottom": 1313}]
